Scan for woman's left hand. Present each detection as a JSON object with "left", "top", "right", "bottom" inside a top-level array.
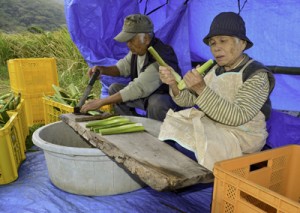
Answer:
[{"left": 184, "top": 67, "right": 206, "bottom": 94}]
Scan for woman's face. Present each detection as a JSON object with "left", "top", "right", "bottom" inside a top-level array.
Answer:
[{"left": 209, "top": 36, "right": 246, "bottom": 70}]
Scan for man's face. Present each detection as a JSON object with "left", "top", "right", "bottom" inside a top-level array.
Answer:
[
  {"left": 127, "top": 34, "right": 149, "bottom": 56},
  {"left": 208, "top": 36, "right": 246, "bottom": 70}
]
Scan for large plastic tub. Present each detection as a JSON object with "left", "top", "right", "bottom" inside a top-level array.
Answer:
[{"left": 32, "top": 121, "right": 145, "bottom": 196}]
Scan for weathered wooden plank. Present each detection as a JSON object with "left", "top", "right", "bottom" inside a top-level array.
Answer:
[
  {"left": 60, "top": 113, "right": 214, "bottom": 191},
  {"left": 68, "top": 112, "right": 112, "bottom": 122}
]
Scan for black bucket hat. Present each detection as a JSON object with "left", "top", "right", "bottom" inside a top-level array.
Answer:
[{"left": 203, "top": 12, "right": 253, "bottom": 50}]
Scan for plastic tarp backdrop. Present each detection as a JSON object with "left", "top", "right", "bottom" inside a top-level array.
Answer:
[{"left": 64, "top": 0, "right": 300, "bottom": 111}]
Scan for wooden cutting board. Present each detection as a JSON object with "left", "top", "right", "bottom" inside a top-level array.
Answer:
[{"left": 60, "top": 113, "right": 214, "bottom": 191}]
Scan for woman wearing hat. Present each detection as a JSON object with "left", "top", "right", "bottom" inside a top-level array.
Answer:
[{"left": 158, "top": 12, "right": 275, "bottom": 171}]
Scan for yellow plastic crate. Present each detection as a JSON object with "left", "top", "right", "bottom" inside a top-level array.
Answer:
[
  {"left": 43, "top": 97, "right": 113, "bottom": 124},
  {"left": 43, "top": 97, "right": 73, "bottom": 124},
  {"left": 212, "top": 145, "right": 300, "bottom": 213},
  {"left": 7, "top": 58, "right": 59, "bottom": 95},
  {"left": 22, "top": 93, "right": 54, "bottom": 127},
  {"left": 8, "top": 99, "right": 28, "bottom": 152},
  {"left": 0, "top": 112, "right": 26, "bottom": 185}
]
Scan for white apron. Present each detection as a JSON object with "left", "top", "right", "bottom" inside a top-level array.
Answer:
[{"left": 159, "top": 61, "right": 268, "bottom": 171}]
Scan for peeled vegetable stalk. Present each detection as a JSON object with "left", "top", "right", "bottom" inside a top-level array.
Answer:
[
  {"left": 177, "top": 59, "right": 214, "bottom": 90},
  {"left": 85, "top": 116, "right": 145, "bottom": 135},
  {"left": 96, "top": 123, "right": 145, "bottom": 135},
  {"left": 85, "top": 116, "right": 128, "bottom": 128},
  {"left": 148, "top": 46, "right": 214, "bottom": 90},
  {"left": 148, "top": 46, "right": 182, "bottom": 83}
]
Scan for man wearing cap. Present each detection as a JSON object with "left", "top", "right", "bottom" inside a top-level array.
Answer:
[
  {"left": 158, "top": 12, "right": 275, "bottom": 171},
  {"left": 81, "top": 14, "right": 181, "bottom": 122}
]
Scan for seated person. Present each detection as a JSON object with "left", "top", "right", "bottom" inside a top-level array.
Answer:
[
  {"left": 80, "top": 14, "right": 182, "bottom": 122},
  {"left": 158, "top": 12, "right": 275, "bottom": 171}
]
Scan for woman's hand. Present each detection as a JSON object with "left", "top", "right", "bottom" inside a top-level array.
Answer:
[
  {"left": 159, "top": 66, "right": 177, "bottom": 85},
  {"left": 159, "top": 65, "right": 180, "bottom": 96},
  {"left": 184, "top": 66, "right": 206, "bottom": 95}
]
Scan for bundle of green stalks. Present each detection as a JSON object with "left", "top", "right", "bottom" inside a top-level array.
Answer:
[{"left": 86, "top": 116, "right": 145, "bottom": 135}]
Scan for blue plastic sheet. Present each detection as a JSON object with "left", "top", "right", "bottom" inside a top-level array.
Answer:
[
  {"left": 64, "top": 0, "right": 300, "bottom": 110},
  {"left": 270, "top": 74, "right": 300, "bottom": 111},
  {"left": 0, "top": 147, "right": 213, "bottom": 213},
  {"left": 267, "top": 110, "right": 300, "bottom": 148}
]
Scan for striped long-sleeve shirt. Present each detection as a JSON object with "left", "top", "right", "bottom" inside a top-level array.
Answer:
[{"left": 171, "top": 72, "right": 270, "bottom": 126}]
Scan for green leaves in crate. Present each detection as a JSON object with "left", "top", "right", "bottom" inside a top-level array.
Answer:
[
  {"left": 0, "top": 92, "right": 21, "bottom": 125},
  {"left": 47, "top": 84, "right": 96, "bottom": 107}
]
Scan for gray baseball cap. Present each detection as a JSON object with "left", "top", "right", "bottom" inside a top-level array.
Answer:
[{"left": 114, "top": 14, "right": 154, "bottom": 42}]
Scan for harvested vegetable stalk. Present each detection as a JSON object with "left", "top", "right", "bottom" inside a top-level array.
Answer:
[
  {"left": 87, "top": 110, "right": 101, "bottom": 116},
  {"left": 177, "top": 59, "right": 214, "bottom": 90},
  {"left": 92, "top": 120, "right": 134, "bottom": 132},
  {"left": 97, "top": 123, "right": 145, "bottom": 135},
  {"left": 148, "top": 46, "right": 182, "bottom": 83},
  {"left": 85, "top": 116, "right": 129, "bottom": 128},
  {"left": 148, "top": 46, "right": 214, "bottom": 90}
]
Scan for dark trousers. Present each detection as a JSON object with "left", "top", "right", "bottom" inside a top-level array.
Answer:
[
  {"left": 108, "top": 83, "right": 180, "bottom": 122},
  {"left": 164, "top": 140, "right": 198, "bottom": 161}
]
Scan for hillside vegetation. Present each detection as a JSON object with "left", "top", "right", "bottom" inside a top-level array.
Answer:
[
  {"left": 0, "top": 0, "right": 100, "bottom": 96},
  {"left": 0, "top": 0, "right": 65, "bottom": 32},
  {"left": 0, "top": 28, "right": 99, "bottom": 95}
]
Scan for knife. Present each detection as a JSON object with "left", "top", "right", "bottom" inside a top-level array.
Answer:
[{"left": 74, "top": 69, "right": 100, "bottom": 114}]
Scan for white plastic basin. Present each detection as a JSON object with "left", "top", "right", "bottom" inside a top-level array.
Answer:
[{"left": 32, "top": 120, "right": 151, "bottom": 196}]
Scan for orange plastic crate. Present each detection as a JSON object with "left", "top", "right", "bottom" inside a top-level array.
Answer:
[
  {"left": 0, "top": 112, "right": 26, "bottom": 185},
  {"left": 212, "top": 145, "right": 300, "bottom": 213},
  {"left": 7, "top": 58, "right": 59, "bottom": 95}
]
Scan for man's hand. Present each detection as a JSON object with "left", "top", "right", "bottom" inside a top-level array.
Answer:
[
  {"left": 80, "top": 99, "right": 103, "bottom": 114},
  {"left": 88, "top": 66, "right": 102, "bottom": 78}
]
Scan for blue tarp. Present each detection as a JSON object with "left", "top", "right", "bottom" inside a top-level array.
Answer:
[
  {"left": 0, "top": 110, "right": 299, "bottom": 212},
  {"left": 0, "top": 147, "right": 213, "bottom": 213},
  {"left": 1, "top": 1, "right": 300, "bottom": 213},
  {"left": 64, "top": 0, "right": 300, "bottom": 110}
]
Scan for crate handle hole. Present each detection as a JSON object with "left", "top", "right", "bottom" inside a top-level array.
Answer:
[
  {"left": 249, "top": 160, "right": 268, "bottom": 172},
  {"left": 240, "top": 191, "right": 277, "bottom": 213}
]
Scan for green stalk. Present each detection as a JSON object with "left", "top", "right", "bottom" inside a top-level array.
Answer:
[
  {"left": 87, "top": 110, "right": 101, "bottom": 116},
  {"left": 91, "top": 120, "right": 134, "bottom": 131},
  {"left": 148, "top": 46, "right": 182, "bottom": 82},
  {"left": 85, "top": 116, "right": 129, "bottom": 128},
  {"left": 97, "top": 123, "right": 145, "bottom": 135},
  {"left": 177, "top": 59, "right": 214, "bottom": 90}
]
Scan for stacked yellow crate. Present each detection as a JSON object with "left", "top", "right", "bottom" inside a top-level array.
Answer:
[
  {"left": 43, "top": 96, "right": 113, "bottom": 125},
  {"left": 0, "top": 112, "right": 26, "bottom": 184},
  {"left": 7, "top": 58, "right": 59, "bottom": 126},
  {"left": 9, "top": 99, "right": 28, "bottom": 152}
]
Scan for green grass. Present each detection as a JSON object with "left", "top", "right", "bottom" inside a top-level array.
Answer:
[
  {"left": 0, "top": 27, "right": 101, "bottom": 94},
  {"left": 0, "top": 28, "right": 102, "bottom": 150}
]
